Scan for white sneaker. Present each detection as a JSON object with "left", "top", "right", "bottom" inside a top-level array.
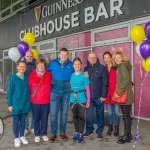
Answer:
[
  {"left": 35, "top": 136, "right": 40, "bottom": 143},
  {"left": 31, "top": 128, "right": 34, "bottom": 134},
  {"left": 42, "top": 136, "right": 49, "bottom": 142},
  {"left": 14, "top": 138, "right": 21, "bottom": 147},
  {"left": 20, "top": 136, "right": 29, "bottom": 145},
  {"left": 24, "top": 129, "right": 29, "bottom": 136}
]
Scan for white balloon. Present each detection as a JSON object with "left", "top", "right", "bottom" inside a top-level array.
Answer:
[
  {"left": 136, "top": 44, "right": 142, "bottom": 58},
  {"left": 8, "top": 47, "right": 20, "bottom": 62}
]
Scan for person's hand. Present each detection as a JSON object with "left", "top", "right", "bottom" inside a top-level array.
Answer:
[
  {"left": 8, "top": 106, "right": 13, "bottom": 112},
  {"left": 86, "top": 102, "right": 90, "bottom": 108},
  {"left": 84, "top": 72, "right": 89, "bottom": 78},
  {"left": 100, "top": 97, "right": 106, "bottom": 102},
  {"left": 115, "top": 94, "right": 119, "bottom": 98}
]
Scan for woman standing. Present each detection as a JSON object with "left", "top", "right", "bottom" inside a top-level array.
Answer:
[
  {"left": 103, "top": 51, "right": 120, "bottom": 137},
  {"left": 113, "top": 51, "right": 133, "bottom": 144},
  {"left": 70, "top": 57, "right": 90, "bottom": 143},
  {"left": 7, "top": 61, "right": 31, "bottom": 147},
  {"left": 28, "top": 58, "right": 52, "bottom": 143}
]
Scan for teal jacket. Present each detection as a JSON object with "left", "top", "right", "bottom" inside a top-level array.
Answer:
[{"left": 7, "top": 73, "right": 31, "bottom": 115}]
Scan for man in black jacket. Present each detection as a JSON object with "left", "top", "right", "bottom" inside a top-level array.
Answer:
[{"left": 84, "top": 52, "right": 108, "bottom": 140}]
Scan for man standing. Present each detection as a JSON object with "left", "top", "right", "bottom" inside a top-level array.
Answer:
[
  {"left": 24, "top": 51, "right": 36, "bottom": 135},
  {"left": 84, "top": 52, "right": 108, "bottom": 140},
  {"left": 47, "top": 48, "right": 74, "bottom": 141}
]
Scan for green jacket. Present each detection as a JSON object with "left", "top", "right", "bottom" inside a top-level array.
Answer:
[
  {"left": 116, "top": 61, "right": 134, "bottom": 105},
  {"left": 7, "top": 73, "right": 31, "bottom": 115}
]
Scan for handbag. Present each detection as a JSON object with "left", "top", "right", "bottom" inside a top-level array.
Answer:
[{"left": 112, "top": 84, "right": 131, "bottom": 104}]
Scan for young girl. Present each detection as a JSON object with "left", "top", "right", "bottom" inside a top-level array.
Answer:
[
  {"left": 7, "top": 61, "right": 31, "bottom": 147},
  {"left": 103, "top": 51, "right": 120, "bottom": 136},
  {"left": 70, "top": 57, "right": 90, "bottom": 143}
]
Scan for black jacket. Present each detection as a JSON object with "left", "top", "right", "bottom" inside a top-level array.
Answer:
[{"left": 84, "top": 59, "right": 108, "bottom": 98}]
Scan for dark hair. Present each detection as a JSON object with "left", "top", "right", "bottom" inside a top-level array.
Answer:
[
  {"left": 60, "top": 48, "right": 69, "bottom": 54},
  {"left": 36, "top": 58, "right": 46, "bottom": 66},
  {"left": 73, "top": 57, "right": 82, "bottom": 64},
  {"left": 103, "top": 51, "right": 112, "bottom": 58},
  {"left": 17, "top": 61, "right": 26, "bottom": 66}
]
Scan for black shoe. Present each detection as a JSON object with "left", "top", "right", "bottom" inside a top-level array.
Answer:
[
  {"left": 118, "top": 133, "right": 132, "bottom": 140},
  {"left": 83, "top": 132, "right": 92, "bottom": 137},
  {"left": 97, "top": 135, "right": 103, "bottom": 141},
  {"left": 117, "top": 136, "right": 131, "bottom": 144},
  {"left": 114, "top": 125, "right": 119, "bottom": 137},
  {"left": 106, "top": 124, "right": 113, "bottom": 136}
]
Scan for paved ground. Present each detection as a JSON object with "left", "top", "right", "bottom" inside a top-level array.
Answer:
[{"left": 0, "top": 92, "right": 150, "bottom": 150}]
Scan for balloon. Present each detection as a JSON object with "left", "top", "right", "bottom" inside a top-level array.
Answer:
[
  {"left": 142, "top": 57, "right": 150, "bottom": 72},
  {"left": 8, "top": 47, "right": 20, "bottom": 62},
  {"left": 18, "top": 41, "right": 29, "bottom": 57},
  {"left": 23, "top": 32, "right": 35, "bottom": 46},
  {"left": 130, "top": 25, "right": 145, "bottom": 44},
  {"left": 145, "top": 21, "right": 150, "bottom": 40},
  {"left": 136, "top": 44, "right": 142, "bottom": 58},
  {"left": 140, "top": 40, "right": 150, "bottom": 59},
  {"left": 30, "top": 49, "right": 39, "bottom": 59}
]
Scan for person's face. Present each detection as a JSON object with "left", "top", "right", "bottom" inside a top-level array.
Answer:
[
  {"left": 88, "top": 54, "right": 97, "bottom": 65},
  {"left": 25, "top": 52, "right": 33, "bottom": 62},
  {"left": 73, "top": 61, "right": 82, "bottom": 72},
  {"left": 103, "top": 54, "right": 112, "bottom": 66},
  {"left": 36, "top": 63, "right": 45, "bottom": 72},
  {"left": 115, "top": 54, "right": 123, "bottom": 65},
  {"left": 17, "top": 62, "right": 26, "bottom": 74},
  {"left": 59, "top": 51, "right": 68, "bottom": 62}
]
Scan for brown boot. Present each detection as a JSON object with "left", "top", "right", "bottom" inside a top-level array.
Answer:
[
  {"left": 60, "top": 134, "right": 68, "bottom": 141},
  {"left": 49, "top": 135, "right": 57, "bottom": 142}
]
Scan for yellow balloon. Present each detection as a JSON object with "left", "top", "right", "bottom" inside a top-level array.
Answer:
[
  {"left": 142, "top": 57, "right": 150, "bottom": 72},
  {"left": 30, "top": 49, "right": 39, "bottom": 59},
  {"left": 130, "top": 25, "right": 145, "bottom": 44},
  {"left": 23, "top": 32, "right": 35, "bottom": 46}
]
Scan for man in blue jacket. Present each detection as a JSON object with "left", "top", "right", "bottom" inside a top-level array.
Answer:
[
  {"left": 84, "top": 52, "right": 108, "bottom": 140},
  {"left": 47, "top": 48, "right": 74, "bottom": 141}
]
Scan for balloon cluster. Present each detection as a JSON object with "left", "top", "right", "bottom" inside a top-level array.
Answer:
[
  {"left": 130, "top": 22, "right": 150, "bottom": 72},
  {"left": 8, "top": 32, "right": 39, "bottom": 62}
]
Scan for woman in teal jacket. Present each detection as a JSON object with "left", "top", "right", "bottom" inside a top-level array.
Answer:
[{"left": 7, "top": 61, "right": 31, "bottom": 148}]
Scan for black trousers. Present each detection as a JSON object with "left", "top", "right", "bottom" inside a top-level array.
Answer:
[
  {"left": 71, "top": 103, "right": 86, "bottom": 134},
  {"left": 120, "top": 105, "right": 132, "bottom": 135}
]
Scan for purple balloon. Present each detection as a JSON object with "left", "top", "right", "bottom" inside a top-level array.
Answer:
[
  {"left": 145, "top": 21, "right": 150, "bottom": 40},
  {"left": 17, "top": 41, "right": 29, "bottom": 57},
  {"left": 140, "top": 40, "right": 150, "bottom": 59}
]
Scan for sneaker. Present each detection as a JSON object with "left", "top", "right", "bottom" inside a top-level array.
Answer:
[
  {"left": 34, "top": 136, "right": 40, "bottom": 143},
  {"left": 24, "top": 129, "right": 29, "bottom": 136},
  {"left": 97, "top": 134, "right": 103, "bottom": 141},
  {"left": 78, "top": 134, "right": 84, "bottom": 143},
  {"left": 14, "top": 138, "right": 21, "bottom": 147},
  {"left": 42, "top": 136, "right": 49, "bottom": 142},
  {"left": 31, "top": 128, "right": 34, "bottom": 134},
  {"left": 20, "top": 136, "right": 29, "bottom": 145},
  {"left": 73, "top": 133, "right": 78, "bottom": 141},
  {"left": 83, "top": 132, "right": 92, "bottom": 137}
]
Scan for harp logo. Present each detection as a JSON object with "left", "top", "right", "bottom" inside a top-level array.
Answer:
[{"left": 34, "top": 5, "right": 41, "bottom": 23}]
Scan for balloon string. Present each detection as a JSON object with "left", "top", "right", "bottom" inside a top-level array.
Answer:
[{"left": 135, "top": 62, "right": 148, "bottom": 144}]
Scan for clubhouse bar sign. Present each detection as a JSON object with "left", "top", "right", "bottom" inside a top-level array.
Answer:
[{"left": 20, "top": 0, "right": 125, "bottom": 40}]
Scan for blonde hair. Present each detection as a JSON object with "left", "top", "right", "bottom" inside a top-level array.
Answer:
[{"left": 112, "top": 51, "right": 129, "bottom": 66}]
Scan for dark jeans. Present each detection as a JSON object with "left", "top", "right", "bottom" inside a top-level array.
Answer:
[
  {"left": 13, "top": 113, "right": 27, "bottom": 138},
  {"left": 50, "top": 92, "right": 69, "bottom": 135},
  {"left": 32, "top": 104, "right": 50, "bottom": 136},
  {"left": 71, "top": 103, "right": 86, "bottom": 134},
  {"left": 86, "top": 98, "right": 104, "bottom": 136},
  {"left": 120, "top": 105, "right": 132, "bottom": 135}
]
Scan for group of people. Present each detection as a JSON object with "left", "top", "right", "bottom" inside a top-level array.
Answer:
[{"left": 7, "top": 48, "right": 133, "bottom": 147}]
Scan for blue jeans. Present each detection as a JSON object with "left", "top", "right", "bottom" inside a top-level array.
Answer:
[
  {"left": 106, "top": 104, "right": 120, "bottom": 125},
  {"left": 86, "top": 98, "right": 104, "bottom": 136},
  {"left": 32, "top": 104, "right": 50, "bottom": 136},
  {"left": 13, "top": 113, "right": 27, "bottom": 138},
  {"left": 50, "top": 92, "right": 69, "bottom": 135},
  {"left": 25, "top": 113, "right": 34, "bottom": 129}
]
